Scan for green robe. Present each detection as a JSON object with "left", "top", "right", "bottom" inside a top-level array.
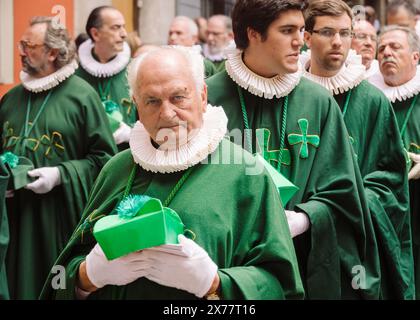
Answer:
[
  {"left": 208, "top": 59, "right": 226, "bottom": 74},
  {"left": 391, "top": 95, "right": 420, "bottom": 299},
  {"left": 204, "top": 59, "right": 217, "bottom": 78},
  {"left": 0, "top": 74, "right": 117, "bottom": 299},
  {"left": 41, "top": 140, "right": 304, "bottom": 300},
  {"left": 76, "top": 65, "right": 138, "bottom": 151},
  {"left": 207, "top": 71, "right": 381, "bottom": 299},
  {"left": 334, "top": 80, "right": 414, "bottom": 299},
  {"left": 0, "top": 162, "right": 9, "bottom": 300}
]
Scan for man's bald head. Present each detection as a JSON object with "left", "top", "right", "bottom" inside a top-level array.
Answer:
[{"left": 128, "top": 47, "right": 205, "bottom": 99}]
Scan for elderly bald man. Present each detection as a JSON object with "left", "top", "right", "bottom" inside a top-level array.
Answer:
[{"left": 40, "top": 46, "right": 304, "bottom": 300}]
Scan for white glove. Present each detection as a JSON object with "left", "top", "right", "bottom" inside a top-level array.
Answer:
[
  {"left": 85, "top": 243, "right": 150, "bottom": 289},
  {"left": 113, "top": 122, "right": 132, "bottom": 145},
  {"left": 25, "top": 167, "right": 61, "bottom": 194},
  {"left": 408, "top": 152, "right": 420, "bottom": 180},
  {"left": 285, "top": 210, "right": 310, "bottom": 238},
  {"left": 143, "top": 235, "right": 218, "bottom": 298}
]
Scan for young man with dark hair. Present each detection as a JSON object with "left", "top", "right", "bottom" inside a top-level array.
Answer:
[
  {"left": 207, "top": 0, "right": 380, "bottom": 299},
  {"left": 301, "top": 0, "right": 413, "bottom": 300}
]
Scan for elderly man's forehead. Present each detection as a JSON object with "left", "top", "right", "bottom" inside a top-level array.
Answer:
[
  {"left": 354, "top": 21, "right": 376, "bottom": 33},
  {"left": 23, "top": 23, "right": 47, "bottom": 41},
  {"left": 379, "top": 30, "right": 409, "bottom": 45}
]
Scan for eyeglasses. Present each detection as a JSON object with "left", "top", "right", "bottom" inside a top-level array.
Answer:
[
  {"left": 17, "top": 40, "right": 45, "bottom": 53},
  {"left": 311, "top": 28, "right": 353, "bottom": 39},
  {"left": 353, "top": 33, "right": 377, "bottom": 42}
]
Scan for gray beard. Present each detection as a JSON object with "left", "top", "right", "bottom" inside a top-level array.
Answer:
[{"left": 22, "top": 58, "right": 47, "bottom": 76}]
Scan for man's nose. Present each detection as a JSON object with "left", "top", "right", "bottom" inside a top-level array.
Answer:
[
  {"left": 160, "top": 101, "right": 176, "bottom": 119},
  {"left": 331, "top": 32, "right": 342, "bottom": 46},
  {"left": 120, "top": 27, "right": 127, "bottom": 39}
]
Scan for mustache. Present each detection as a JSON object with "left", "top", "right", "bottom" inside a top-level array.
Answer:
[{"left": 381, "top": 57, "right": 397, "bottom": 66}]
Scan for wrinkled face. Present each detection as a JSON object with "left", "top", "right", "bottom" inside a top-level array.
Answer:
[
  {"left": 168, "top": 20, "right": 197, "bottom": 46},
  {"left": 377, "top": 30, "right": 419, "bottom": 86},
  {"left": 18, "top": 23, "right": 52, "bottom": 76},
  {"left": 252, "top": 9, "right": 305, "bottom": 75},
  {"left": 351, "top": 21, "right": 377, "bottom": 68},
  {"left": 206, "top": 17, "right": 232, "bottom": 54},
  {"left": 134, "top": 53, "right": 207, "bottom": 149},
  {"left": 92, "top": 9, "right": 127, "bottom": 53},
  {"left": 387, "top": 7, "right": 417, "bottom": 29},
  {"left": 305, "top": 14, "right": 353, "bottom": 73}
]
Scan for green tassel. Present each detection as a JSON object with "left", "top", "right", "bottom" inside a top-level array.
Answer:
[
  {"left": 116, "top": 194, "right": 152, "bottom": 219},
  {"left": 0, "top": 151, "right": 20, "bottom": 168}
]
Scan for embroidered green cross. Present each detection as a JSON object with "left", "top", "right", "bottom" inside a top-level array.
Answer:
[
  {"left": 287, "top": 119, "right": 320, "bottom": 159},
  {"left": 256, "top": 128, "right": 291, "bottom": 171}
]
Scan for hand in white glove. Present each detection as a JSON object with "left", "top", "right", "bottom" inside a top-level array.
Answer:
[
  {"left": 285, "top": 210, "right": 310, "bottom": 238},
  {"left": 143, "top": 235, "right": 218, "bottom": 298},
  {"left": 25, "top": 167, "right": 61, "bottom": 194},
  {"left": 85, "top": 243, "right": 150, "bottom": 289},
  {"left": 113, "top": 122, "right": 132, "bottom": 145},
  {"left": 408, "top": 152, "right": 420, "bottom": 180}
]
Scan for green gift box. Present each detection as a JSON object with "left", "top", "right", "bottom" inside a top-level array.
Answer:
[
  {"left": 254, "top": 153, "right": 299, "bottom": 206},
  {"left": 93, "top": 195, "right": 186, "bottom": 260},
  {"left": 0, "top": 152, "right": 35, "bottom": 190}
]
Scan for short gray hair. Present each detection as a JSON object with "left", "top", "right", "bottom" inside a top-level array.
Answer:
[
  {"left": 173, "top": 16, "right": 199, "bottom": 37},
  {"left": 379, "top": 25, "right": 420, "bottom": 52},
  {"left": 30, "top": 16, "right": 76, "bottom": 69},
  {"left": 210, "top": 15, "right": 233, "bottom": 33},
  {"left": 127, "top": 46, "right": 205, "bottom": 98}
]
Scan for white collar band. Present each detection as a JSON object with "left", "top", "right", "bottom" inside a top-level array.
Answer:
[
  {"left": 20, "top": 59, "right": 78, "bottom": 93},
  {"left": 129, "top": 105, "right": 228, "bottom": 174},
  {"left": 300, "top": 49, "right": 366, "bottom": 95},
  {"left": 369, "top": 65, "right": 420, "bottom": 103},
  {"left": 78, "top": 39, "right": 131, "bottom": 77},
  {"left": 225, "top": 43, "right": 303, "bottom": 99}
]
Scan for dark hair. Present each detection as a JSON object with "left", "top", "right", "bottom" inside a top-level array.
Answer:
[
  {"left": 85, "top": 6, "right": 115, "bottom": 41},
  {"left": 387, "top": 0, "right": 417, "bottom": 17},
  {"left": 232, "top": 0, "right": 305, "bottom": 50},
  {"left": 304, "top": 0, "right": 354, "bottom": 32},
  {"left": 75, "top": 32, "right": 89, "bottom": 49}
]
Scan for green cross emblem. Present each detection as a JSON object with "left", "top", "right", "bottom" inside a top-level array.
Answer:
[
  {"left": 287, "top": 119, "right": 320, "bottom": 159},
  {"left": 256, "top": 128, "right": 291, "bottom": 171}
]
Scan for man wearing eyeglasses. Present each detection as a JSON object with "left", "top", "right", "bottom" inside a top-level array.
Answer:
[
  {"left": 207, "top": 0, "right": 381, "bottom": 299},
  {"left": 202, "top": 15, "right": 234, "bottom": 74},
  {"left": 370, "top": 25, "right": 420, "bottom": 299},
  {"left": 351, "top": 20, "right": 379, "bottom": 78},
  {"left": 301, "top": 0, "right": 414, "bottom": 300},
  {"left": 0, "top": 17, "right": 117, "bottom": 299},
  {"left": 77, "top": 6, "right": 137, "bottom": 150}
]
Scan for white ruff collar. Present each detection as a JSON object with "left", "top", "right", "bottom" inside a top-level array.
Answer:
[
  {"left": 365, "top": 59, "right": 379, "bottom": 79},
  {"left": 129, "top": 105, "right": 228, "bottom": 174},
  {"left": 300, "top": 49, "right": 366, "bottom": 95},
  {"left": 368, "top": 66, "right": 420, "bottom": 103},
  {"left": 225, "top": 44, "right": 303, "bottom": 99},
  {"left": 78, "top": 39, "right": 131, "bottom": 77},
  {"left": 20, "top": 59, "right": 78, "bottom": 93}
]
